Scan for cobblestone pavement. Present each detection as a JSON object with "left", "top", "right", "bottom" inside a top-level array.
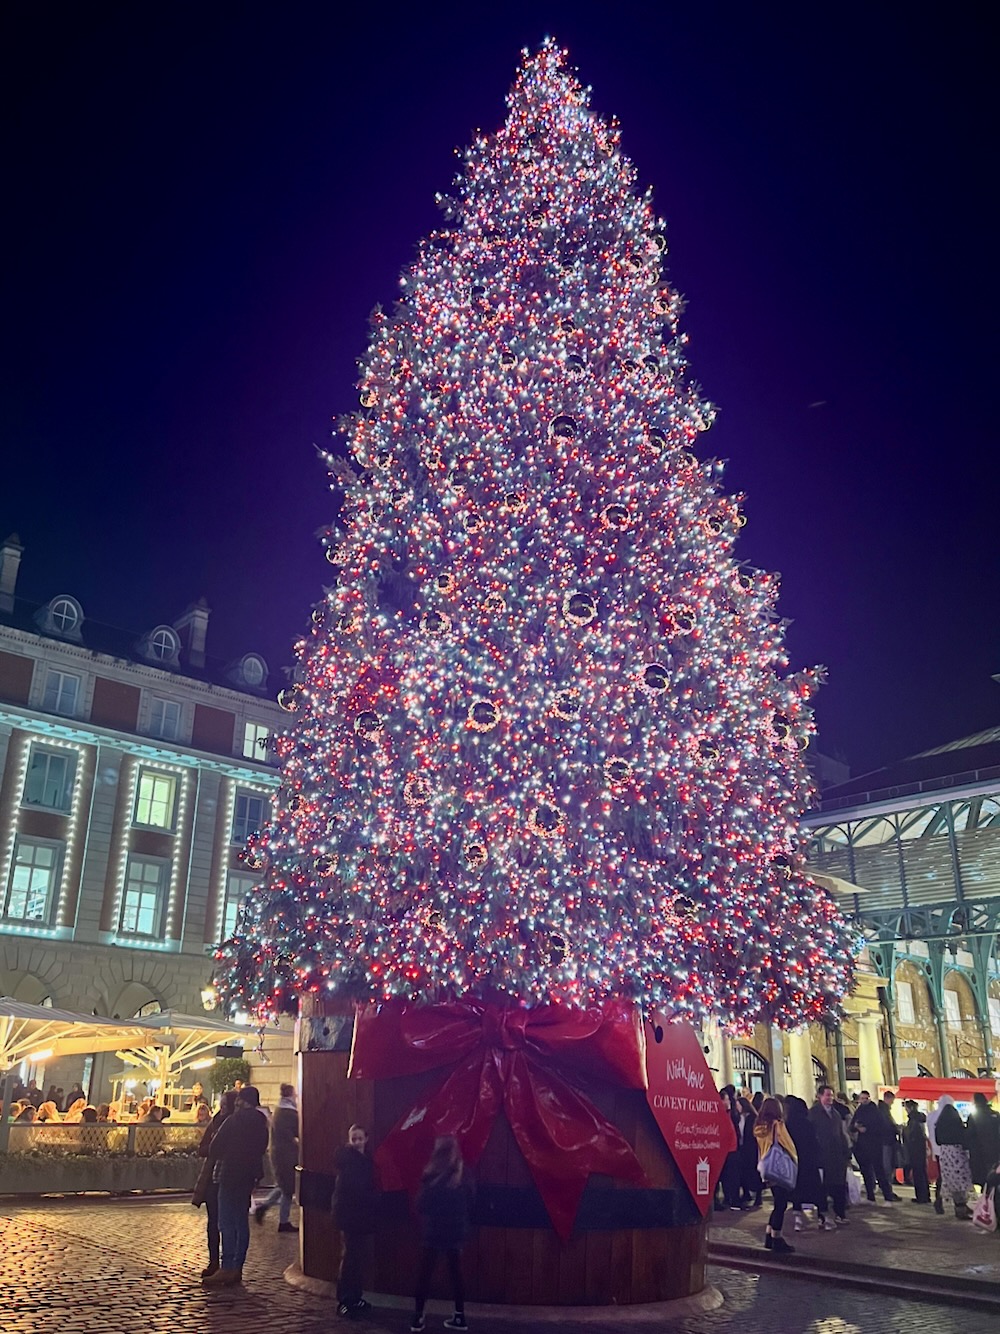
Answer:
[
  {"left": 1, "top": 1196, "right": 995, "bottom": 1334},
  {"left": 711, "top": 1186, "right": 1000, "bottom": 1291}
]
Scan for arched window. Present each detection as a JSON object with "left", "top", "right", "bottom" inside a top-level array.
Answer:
[
  {"left": 149, "top": 627, "right": 179, "bottom": 661},
  {"left": 732, "top": 1044, "right": 770, "bottom": 1095},
  {"left": 50, "top": 597, "right": 80, "bottom": 633},
  {"left": 134, "top": 999, "right": 163, "bottom": 1019},
  {"left": 241, "top": 654, "right": 266, "bottom": 687}
]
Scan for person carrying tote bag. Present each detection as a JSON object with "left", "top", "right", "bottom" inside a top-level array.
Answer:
[{"left": 753, "top": 1097, "right": 799, "bottom": 1254}]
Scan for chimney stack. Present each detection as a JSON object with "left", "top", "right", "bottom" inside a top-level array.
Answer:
[
  {"left": 173, "top": 597, "right": 211, "bottom": 669},
  {"left": 0, "top": 533, "right": 24, "bottom": 614}
]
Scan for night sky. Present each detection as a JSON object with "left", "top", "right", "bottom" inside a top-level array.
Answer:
[{"left": 2, "top": 3, "right": 995, "bottom": 778}]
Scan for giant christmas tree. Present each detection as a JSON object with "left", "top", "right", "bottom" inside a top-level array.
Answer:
[{"left": 217, "top": 41, "right": 854, "bottom": 1032}]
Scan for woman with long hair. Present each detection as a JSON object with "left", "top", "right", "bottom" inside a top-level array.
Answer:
[
  {"left": 753, "top": 1096, "right": 797, "bottom": 1254},
  {"left": 411, "top": 1135, "right": 470, "bottom": 1332},
  {"left": 784, "top": 1095, "right": 832, "bottom": 1231}
]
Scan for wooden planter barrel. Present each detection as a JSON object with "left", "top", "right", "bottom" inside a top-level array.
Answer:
[{"left": 296, "top": 997, "right": 707, "bottom": 1306}]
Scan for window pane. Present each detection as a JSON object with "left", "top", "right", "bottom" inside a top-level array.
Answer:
[
  {"left": 222, "top": 872, "right": 256, "bottom": 941},
  {"left": 134, "top": 771, "right": 177, "bottom": 828},
  {"left": 51, "top": 599, "right": 78, "bottom": 632},
  {"left": 4, "top": 840, "right": 61, "bottom": 923},
  {"left": 943, "top": 990, "right": 961, "bottom": 1027},
  {"left": 150, "top": 699, "right": 180, "bottom": 740},
  {"left": 120, "top": 859, "right": 166, "bottom": 937},
  {"left": 23, "top": 748, "right": 75, "bottom": 810},
  {"left": 232, "top": 791, "right": 267, "bottom": 845},
  {"left": 895, "top": 980, "right": 914, "bottom": 1025},
  {"left": 242, "top": 722, "right": 271, "bottom": 760},
  {"left": 42, "top": 671, "right": 79, "bottom": 717}
]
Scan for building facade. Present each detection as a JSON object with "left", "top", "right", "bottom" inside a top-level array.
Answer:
[
  {"left": 0, "top": 535, "right": 286, "bottom": 1098},
  {"left": 707, "top": 723, "right": 1000, "bottom": 1102}
]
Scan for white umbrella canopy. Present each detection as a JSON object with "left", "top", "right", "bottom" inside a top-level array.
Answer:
[
  {"left": 111, "top": 1010, "right": 257, "bottom": 1084},
  {"left": 0, "top": 998, "right": 163, "bottom": 1069}
]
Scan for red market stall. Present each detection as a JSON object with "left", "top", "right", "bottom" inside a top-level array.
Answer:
[{"left": 895, "top": 1077, "right": 999, "bottom": 1106}]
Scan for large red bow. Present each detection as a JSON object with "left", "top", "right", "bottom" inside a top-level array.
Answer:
[{"left": 350, "top": 998, "right": 649, "bottom": 1240}]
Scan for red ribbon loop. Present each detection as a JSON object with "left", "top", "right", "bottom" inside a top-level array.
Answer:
[{"left": 350, "top": 998, "right": 649, "bottom": 1240}]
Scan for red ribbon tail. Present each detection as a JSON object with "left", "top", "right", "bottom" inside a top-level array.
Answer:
[{"left": 503, "top": 1051, "right": 648, "bottom": 1241}]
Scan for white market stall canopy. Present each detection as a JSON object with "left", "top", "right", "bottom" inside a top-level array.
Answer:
[{"left": 0, "top": 998, "right": 163, "bottom": 1070}]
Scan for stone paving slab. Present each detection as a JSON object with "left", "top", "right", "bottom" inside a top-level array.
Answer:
[{"left": 1, "top": 1195, "right": 998, "bottom": 1334}]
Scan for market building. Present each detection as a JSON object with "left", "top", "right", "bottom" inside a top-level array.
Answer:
[
  {"left": 707, "top": 719, "right": 1000, "bottom": 1101},
  {"left": 0, "top": 534, "right": 289, "bottom": 1101}
]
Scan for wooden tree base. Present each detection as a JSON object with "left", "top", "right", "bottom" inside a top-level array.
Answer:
[{"left": 296, "top": 997, "right": 708, "bottom": 1306}]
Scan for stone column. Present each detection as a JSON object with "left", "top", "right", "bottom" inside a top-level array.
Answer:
[
  {"left": 769, "top": 1026, "right": 787, "bottom": 1095},
  {"left": 856, "top": 1014, "right": 886, "bottom": 1092},
  {"left": 786, "top": 1029, "right": 815, "bottom": 1102},
  {"left": 719, "top": 1029, "right": 735, "bottom": 1087}
]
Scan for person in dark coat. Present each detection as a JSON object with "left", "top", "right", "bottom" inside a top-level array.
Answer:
[
  {"left": 411, "top": 1135, "right": 472, "bottom": 1332},
  {"left": 902, "top": 1100, "right": 931, "bottom": 1203},
  {"left": 193, "top": 1088, "right": 237, "bottom": 1278},
  {"left": 809, "top": 1085, "right": 852, "bottom": 1223},
  {"left": 204, "top": 1086, "right": 269, "bottom": 1286},
  {"left": 875, "top": 1091, "right": 902, "bottom": 1198},
  {"left": 717, "top": 1089, "right": 743, "bottom": 1210},
  {"left": 785, "top": 1095, "right": 832, "bottom": 1230},
  {"left": 850, "top": 1090, "right": 896, "bottom": 1201},
  {"left": 735, "top": 1096, "right": 762, "bottom": 1208},
  {"left": 333, "top": 1124, "right": 379, "bottom": 1317},
  {"left": 254, "top": 1083, "right": 299, "bottom": 1232},
  {"left": 966, "top": 1092, "right": 1000, "bottom": 1189}
]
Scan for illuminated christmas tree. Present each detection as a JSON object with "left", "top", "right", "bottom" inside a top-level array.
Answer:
[{"left": 217, "top": 41, "right": 854, "bottom": 1030}]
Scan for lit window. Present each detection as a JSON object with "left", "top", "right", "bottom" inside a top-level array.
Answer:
[
  {"left": 148, "top": 627, "right": 179, "bottom": 662},
  {"left": 42, "top": 669, "right": 80, "bottom": 717},
  {"left": 3, "top": 838, "right": 63, "bottom": 924},
  {"left": 134, "top": 770, "right": 178, "bottom": 829},
  {"left": 895, "top": 980, "right": 915, "bottom": 1026},
  {"left": 221, "top": 871, "right": 257, "bottom": 941},
  {"left": 943, "top": 989, "right": 962, "bottom": 1029},
  {"left": 23, "top": 746, "right": 76, "bottom": 811},
  {"left": 50, "top": 598, "right": 80, "bottom": 634},
  {"left": 149, "top": 698, "right": 181, "bottom": 741},
  {"left": 119, "top": 857, "right": 168, "bottom": 938},
  {"left": 232, "top": 790, "right": 268, "bottom": 846},
  {"left": 989, "top": 997, "right": 1000, "bottom": 1037},
  {"left": 242, "top": 721, "right": 271, "bottom": 761},
  {"left": 134, "top": 999, "right": 163, "bottom": 1018}
]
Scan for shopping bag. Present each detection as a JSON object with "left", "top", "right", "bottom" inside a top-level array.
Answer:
[
  {"left": 847, "top": 1171, "right": 863, "bottom": 1206},
  {"left": 759, "top": 1134, "right": 798, "bottom": 1191},
  {"left": 971, "top": 1188, "right": 997, "bottom": 1233}
]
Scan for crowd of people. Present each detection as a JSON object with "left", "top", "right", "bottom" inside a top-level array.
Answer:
[
  {"left": 718, "top": 1081, "right": 1000, "bottom": 1252},
  {"left": 191, "top": 1083, "right": 469, "bottom": 1330}
]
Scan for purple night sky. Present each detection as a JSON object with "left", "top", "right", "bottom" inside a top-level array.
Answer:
[{"left": 2, "top": 3, "right": 995, "bottom": 778}]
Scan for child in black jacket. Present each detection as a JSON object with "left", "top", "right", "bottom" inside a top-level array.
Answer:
[{"left": 411, "top": 1135, "right": 471, "bottom": 1332}]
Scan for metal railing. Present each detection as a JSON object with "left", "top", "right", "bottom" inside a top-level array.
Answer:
[{"left": 4, "top": 1123, "right": 202, "bottom": 1157}]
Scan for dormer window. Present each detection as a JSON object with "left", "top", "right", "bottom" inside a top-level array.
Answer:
[
  {"left": 51, "top": 597, "right": 80, "bottom": 633},
  {"left": 226, "top": 653, "right": 268, "bottom": 692},
  {"left": 35, "top": 594, "right": 84, "bottom": 642},
  {"left": 241, "top": 654, "right": 266, "bottom": 687},
  {"left": 140, "top": 625, "right": 181, "bottom": 666}
]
